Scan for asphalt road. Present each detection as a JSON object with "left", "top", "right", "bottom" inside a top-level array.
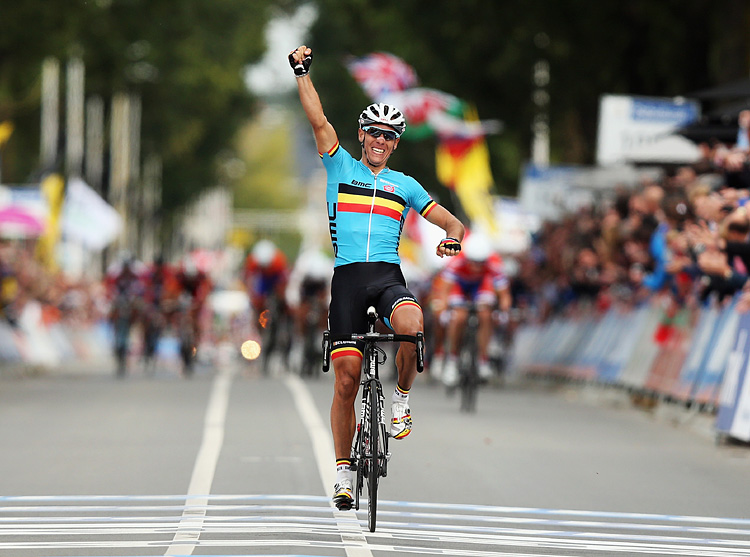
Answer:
[{"left": 2, "top": 354, "right": 750, "bottom": 557}]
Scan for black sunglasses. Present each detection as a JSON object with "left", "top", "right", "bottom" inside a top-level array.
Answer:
[{"left": 362, "top": 126, "right": 400, "bottom": 141}]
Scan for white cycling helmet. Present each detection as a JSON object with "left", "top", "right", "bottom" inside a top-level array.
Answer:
[
  {"left": 252, "top": 239, "right": 277, "bottom": 267},
  {"left": 358, "top": 103, "right": 406, "bottom": 136},
  {"left": 306, "top": 251, "right": 332, "bottom": 281},
  {"left": 463, "top": 233, "right": 493, "bottom": 263}
]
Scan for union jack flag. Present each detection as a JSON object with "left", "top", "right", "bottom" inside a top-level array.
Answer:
[{"left": 346, "top": 52, "right": 418, "bottom": 101}]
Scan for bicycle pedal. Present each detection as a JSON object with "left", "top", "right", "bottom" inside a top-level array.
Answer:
[{"left": 386, "top": 451, "right": 392, "bottom": 461}]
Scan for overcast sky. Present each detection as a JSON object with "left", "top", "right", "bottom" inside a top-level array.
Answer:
[{"left": 244, "top": 4, "right": 317, "bottom": 97}]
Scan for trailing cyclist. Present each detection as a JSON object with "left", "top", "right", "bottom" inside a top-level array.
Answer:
[
  {"left": 141, "top": 255, "right": 180, "bottom": 372},
  {"left": 286, "top": 248, "right": 333, "bottom": 376},
  {"left": 105, "top": 253, "right": 145, "bottom": 377},
  {"left": 174, "top": 259, "right": 211, "bottom": 374},
  {"left": 243, "top": 239, "right": 292, "bottom": 372},
  {"left": 437, "top": 233, "right": 512, "bottom": 387},
  {"left": 289, "top": 45, "right": 465, "bottom": 511}
]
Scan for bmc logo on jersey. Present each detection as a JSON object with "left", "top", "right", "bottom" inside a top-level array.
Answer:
[{"left": 383, "top": 185, "right": 395, "bottom": 192}]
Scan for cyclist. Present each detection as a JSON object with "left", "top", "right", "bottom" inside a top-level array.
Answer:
[
  {"left": 438, "top": 233, "right": 511, "bottom": 387},
  {"left": 243, "top": 239, "right": 290, "bottom": 322},
  {"left": 287, "top": 249, "right": 333, "bottom": 374},
  {"left": 141, "top": 255, "right": 180, "bottom": 370},
  {"left": 290, "top": 45, "right": 465, "bottom": 511},
  {"left": 174, "top": 259, "right": 212, "bottom": 360},
  {"left": 106, "top": 253, "right": 144, "bottom": 375},
  {"left": 287, "top": 249, "right": 332, "bottom": 335},
  {"left": 243, "top": 239, "right": 292, "bottom": 367}
]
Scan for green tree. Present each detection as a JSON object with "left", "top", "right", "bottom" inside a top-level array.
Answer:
[
  {"left": 306, "top": 0, "right": 750, "bottom": 198},
  {"left": 0, "top": 0, "right": 290, "bottom": 215}
]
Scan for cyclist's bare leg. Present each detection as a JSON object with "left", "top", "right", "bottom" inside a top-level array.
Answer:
[
  {"left": 446, "top": 306, "right": 468, "bottom": 356},
  {"left": 331, "top": 355, "right": 362, "bottom": 459},
  {"left": 477, "top": 305, "right": 493, "bottom": 360},
  {"left": 390, "top": 304, "right": 424, "bottom": 390}
]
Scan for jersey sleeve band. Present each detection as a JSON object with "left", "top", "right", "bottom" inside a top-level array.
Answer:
[
  {"left": 420, "top": 200, "right": 437, "bottom": 217},
  {"left": 319, "top": 140, "right": 340, "bottom": 158}
]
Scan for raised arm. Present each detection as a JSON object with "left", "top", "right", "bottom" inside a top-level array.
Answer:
[{"left": 289, "top": 46, "right": 338, "bottom": 154}]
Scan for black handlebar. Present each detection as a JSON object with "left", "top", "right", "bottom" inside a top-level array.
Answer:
[{"left": 322, "top": 330, "right": 425, "bottom": 373}]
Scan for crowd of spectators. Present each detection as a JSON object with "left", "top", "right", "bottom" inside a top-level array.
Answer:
[
  {"left": 2, "top": 111, "right": 750, "bottom": 355},
  {"left": 0, "top": 239, "right": 108, "bottom": 330},
  {"left": 509, "top": 109, "right": 750, "bottom": 325}
]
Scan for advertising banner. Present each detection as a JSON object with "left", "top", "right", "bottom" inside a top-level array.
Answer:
[
  {"left": 577, "top": 310, "right": 620, "bottom": 378},
  {"left": 596, "top": 95, "right": 700, "bottom": 165},
  {"left": 643, "top": 307, "right": 694, "bottom": 396},
  {"left": 694, "top": 305, "right": 739, "bottom": 406},
  {"left": 597, "top": 307, "right": 646, "bottom": 384},
  {"left": 619, "top": 304, "right": 663, "bottom": 390},
  {"left": 672, "top": 304, "right": 720, "bottom": 402},
  {"left": 716, "top": 312, "right": 750, "bottom": 442}
]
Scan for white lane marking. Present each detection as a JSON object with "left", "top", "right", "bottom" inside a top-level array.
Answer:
[
  {"left": 164, "top": 366, "right": 234, "bottom": 556},
  {"left": 2, "top": 537, "right": 749, "bottom": 556},
  {"left": 3, "top": 496, "right": 750, "bottom": 556},
  {"left": 285, "top": 373, "right": 373, "bottom": 557},
  {"left": 3, "top": 494, "right": 749, "bottom": 529},
  {"left": 4, "top": 519, "right": 750, "bottom": 547},
  {"left": 4, "top": 512, "right": 750, "bottom": 541}
]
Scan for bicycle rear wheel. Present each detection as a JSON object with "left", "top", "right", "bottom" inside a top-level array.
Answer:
[{"left": 366, "top": 382, "right": 379, "bottom": 532}]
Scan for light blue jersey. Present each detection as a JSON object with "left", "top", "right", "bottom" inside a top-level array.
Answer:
[{"left": 320, "top": 142, "right": 436, "bottom": 268}]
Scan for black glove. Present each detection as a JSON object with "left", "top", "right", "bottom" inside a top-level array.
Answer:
[
  {"left": 438, "top": 237, "right": 462, "bottom": 252},
  {"left": 288, "top": 50, "right": 313, "bottom": 77}
]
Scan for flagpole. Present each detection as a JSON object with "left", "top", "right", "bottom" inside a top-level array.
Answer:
[{"left": 532, "top": 33, "right": 550, "bottom": 167}]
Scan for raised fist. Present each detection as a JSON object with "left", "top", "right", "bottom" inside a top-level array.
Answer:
[{"left": 288, "top": 46, "right": 313, "bottom": 77}]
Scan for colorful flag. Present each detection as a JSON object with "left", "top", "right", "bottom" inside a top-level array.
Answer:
[
  {"left": 0, "top": 121, "right": 13, "bottom": 146},
  {"left": 380, "top": 88, "right": 462, "bottom": 139},
  {"left": 344, "top": 52, "right": 501, "bottom": 233},
  {"left": 35, "top": 173, "right": 65, "bottom": 270},
  {"left": 436, "top": 133, "right": 498, "bottom": 234},
  {"left": 346, "top": 52, "right": 418, "bottom": 101},
  {"left": 382, "top": 89, "right": 502, "bottom": 140}
]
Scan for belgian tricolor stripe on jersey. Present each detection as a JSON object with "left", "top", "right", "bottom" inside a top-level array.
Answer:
[
  {"left": 319, "top": 141, "right": 340, "bottom": 158},
  {"left": 390, "top": 299, "right": 421, "bottom": 324},
  {"left": 420, "top": 200, "right": 437, "bottom": 218},
  {"left": 337, "top": 183, "right": 407, "bottom": 221},
  {"left": 331, "top": 345, "right": 363, "bottom": 360}
]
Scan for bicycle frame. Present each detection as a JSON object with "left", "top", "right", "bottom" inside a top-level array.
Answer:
[{"left": 322, "top": 306, "right": 424, "bottom": 532}]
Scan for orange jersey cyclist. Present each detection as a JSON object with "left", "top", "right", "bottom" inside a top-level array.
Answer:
[{"left": 290, "top": 45, "right": 465, "bottom": 511}]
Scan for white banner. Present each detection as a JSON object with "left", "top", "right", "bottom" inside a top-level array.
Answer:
[
  {"left": 62, "top": 177, "right": 122, "bottom": 250},
  {"left": 596, "top": 95, "right": 701, "bottom": 165}
]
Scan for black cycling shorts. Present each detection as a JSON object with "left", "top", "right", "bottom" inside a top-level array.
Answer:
[{"left": 329, "top": 262, "right": 421, "bottom": 360}]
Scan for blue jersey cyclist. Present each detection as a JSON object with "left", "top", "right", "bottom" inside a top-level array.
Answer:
[{"left": 290, "top": 45, "right": 465, "bottom": 511}]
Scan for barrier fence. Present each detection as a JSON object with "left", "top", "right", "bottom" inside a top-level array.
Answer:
[
  {"left": 6, "top": 294, "right": 750, "bottom": 443},
  {"left": 509, "top": 295, "right": 750, "bottom": 443},
  {"left": 0, "top": 301, "right": 113, "bottom": 373}
]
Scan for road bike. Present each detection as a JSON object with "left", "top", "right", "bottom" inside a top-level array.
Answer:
[
  {"left": 259, "top": 293, "right": 291, "bottom": 376},
  {"left": 457, "top": 303, "right": 481, "bottom": 413},
  {"left": 300, "top": 294, "right": 327, "bottom": 378},
  {"left": 176, "top": 294, "right": 198, "bottom": 377},
  {"left": 322, "top": 306, "right": 424, "bottom": 532},
  {"left": 110, "top": 292, "right": 139, "bottom": 378}
]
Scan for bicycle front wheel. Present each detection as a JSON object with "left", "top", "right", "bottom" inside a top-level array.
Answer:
[
  {"left": 460, "top": 348, "right": 479, "bottom": 413},
  {"left": 366, "top": 382, "right": 379, "bottom": 532}
]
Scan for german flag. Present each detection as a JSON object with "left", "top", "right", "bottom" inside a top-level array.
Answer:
[{"left": 337, "top": 184, "right": 406, "bottom": 221}]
